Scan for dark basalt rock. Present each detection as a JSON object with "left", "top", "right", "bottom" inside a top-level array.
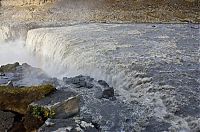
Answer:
[
  {"left": 63, "top": 75, "right": 94, "bottom": 89},
  {"left": 142, "top": 117, "right": 171, "bottom": 132},
  {"left": 0, "top": 73, "right": 5, "bottom": 76},
  {"left": 0, "top": 110, "right": 15, "bottom": 132},
  {"left": 98, "top": 80, "right": 109, "bottom": 87},
  {"left": 102, "top": 87, "right": 114, "bottom": 99}
]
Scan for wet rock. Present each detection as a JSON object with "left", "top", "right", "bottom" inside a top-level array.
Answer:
[
  {"left": 38, "top": 118, "right": 79, "bottom": 132},
  {"left": 0, "top": 63, "right": 52, "bottom": 87},
  {"left": 79, "top": 120, "right": 97, "bottom": 132},
  {"left": 29, "top": 90, "right": 80, "bottom": 119},
  {"left": 63, "top": 75, "right": 94, "bottom": 89},
  {"left": 142, "top": 117, "right": 171, "bottom": 132},
  {"left": 44, "top": 118, "right": 55, "bottom": 127},
  {"left": 102, "top": 87, "right": 114, "bottom": 99},
  {"left": 98, "top": 80, "right": 109, "bottom": 87},
  {"left": 0, "top": 110, "right": 15, "bottom": 132}
]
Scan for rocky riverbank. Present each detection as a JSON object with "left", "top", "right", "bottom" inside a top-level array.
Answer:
[
  {"left": 0, "top": 52, "right": 199, "bottom": 132},
  {"left": 0, "top": 63, "right": 140, "bottom": 131}
]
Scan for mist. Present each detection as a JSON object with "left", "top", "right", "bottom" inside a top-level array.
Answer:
[
  {"left": 0, "top": 40, "right": 68, "bottom": 78},
  {"left": 0, "top": 40, "right": 39, "bottom": 67}
]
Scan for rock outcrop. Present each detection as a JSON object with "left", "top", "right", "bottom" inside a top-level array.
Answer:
[
  {"left": 29, "top": 90, "right": 80, "bottom": 119},
  {"left": 0, "top": 84, "right": 56, "bottom": 114}
]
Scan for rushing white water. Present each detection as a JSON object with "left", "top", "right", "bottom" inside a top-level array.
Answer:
[
  {"left": 25, "top": 23, "right": 200, "bottom": 101},
  {"left": 1, "top": 23, "right": 197, "bottom": 102},
  {"left": 25, "top": 24, "right": 161, "bottom": 99}
]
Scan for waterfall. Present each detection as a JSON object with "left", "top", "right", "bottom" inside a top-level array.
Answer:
[
  {"left": 25, "top": 24, "right": 144, "bottom": 98},
  {"left": 2, "top": 23, "right": 184, "bottom": 100}
]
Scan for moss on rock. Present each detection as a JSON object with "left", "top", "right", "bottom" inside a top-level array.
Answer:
[{"left": 0, "top": 84, "right": 56, "bottom": 114}]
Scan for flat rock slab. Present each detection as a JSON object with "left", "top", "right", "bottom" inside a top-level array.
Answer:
[{"left": 30, "top": 90, "right": 80, "bottom": 119}]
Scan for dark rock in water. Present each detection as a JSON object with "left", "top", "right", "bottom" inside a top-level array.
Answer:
[
  {"left": 0, "top": 110, "right": 15, "bottom": 132},
  {"left": 63, "top": 75, "right": 94, "bottom": 89},
  {"left": 102, "top": 87, "right": 114, "bottom": 99},
  {"left": 85, "top": 82, "right": 94, "bottom": 89},
  {"left": 0, "top": 73, "right": 5, "bottom": 76},
  {"left": 142, "top": 117, "right": 171, "bottom": 132},
  {"left": 98, "top": 80, "right": 109, "bottom": 87},
  {"left": 61, "top": 75, "right": 140, "bottom": 131}
]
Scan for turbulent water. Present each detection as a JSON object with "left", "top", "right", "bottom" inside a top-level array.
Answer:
[
  {"left": 0, "top": 24, "right": 199, "bottom": 95},
  {"left": 24, "top": 23, "right": 199, "bottom": 100},
  {"left": 0, "top": 23, "right": 200, "bottom": 131}
]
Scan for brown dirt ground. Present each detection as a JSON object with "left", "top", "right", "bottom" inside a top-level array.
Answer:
[{"left": 0, "top": 0, "right": 200, "bottom": 24}]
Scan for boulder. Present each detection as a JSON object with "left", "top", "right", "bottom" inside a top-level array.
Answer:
[
  {"left": 102, "top": 87, "right": 114, "bottom": 99},
  {"left": 98, "top": 80, "right": 109, "bottom": 88},
  {"left": 29, "top": 90, "right": 80, "bottom": 119},
  {"left": 63, "top": 75, "right": 94, "bottom": 89},
  {"left": 0, "top": 62, "right": 19, "bottom": 73},
  {"left": 0, "top": 84, "right": 56, "bottom": 114}
]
